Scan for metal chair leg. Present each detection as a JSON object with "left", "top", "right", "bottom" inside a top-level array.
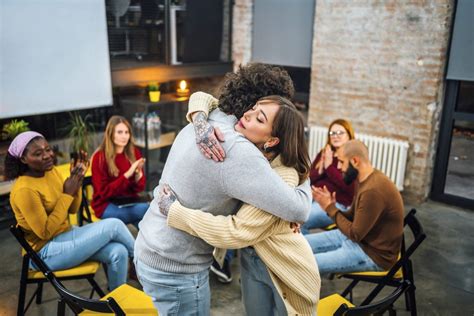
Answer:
[
  {"left": 87, "top": 276, "right": 105, "bottom": 297},
  {"left": 57, "top": 298, "right": 66, "bottom": 316},
  {"left": 17, "top": 256, "right": 30, "bottom": 316},
  {"left": 35, "top": 282, "right": 43, "bottom": 304}
]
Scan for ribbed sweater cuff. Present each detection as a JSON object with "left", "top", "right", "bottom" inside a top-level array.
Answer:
[
  {"left": 186, "top": 92, "right": 219, "bottom": 122},
  {"left": 167, "top": 202, "right": 194, "bottom": 234}
]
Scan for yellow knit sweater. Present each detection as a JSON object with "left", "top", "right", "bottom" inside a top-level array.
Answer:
[
  {"left": 168, "top": 157, "right": 320, "bottom": 315},
  {"left": 10, "top": 167, "right": 81, "bottom": 251}
]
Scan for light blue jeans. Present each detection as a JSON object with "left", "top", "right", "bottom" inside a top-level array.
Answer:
[
  {"left": 102, "top": 202, "right": 149, "bottom": 228},
  {"left": 301, "top": 202, "right": 349, "bottom": 234},
  {"left": 305, "top": 229, "right": 383, "bottom": 276},
  {"left": 240, "top": 247, "right": 286, "bottom": 316},
  {"left": 134, "top": 258, "right": 210, "bottom": 315},
  {"left": 36, "top": 218, "right": 135, "bottom": 290}
]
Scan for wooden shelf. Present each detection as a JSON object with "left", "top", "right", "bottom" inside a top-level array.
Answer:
[{"left": 135, "top": 131, "right": 176, "bottom": 150}]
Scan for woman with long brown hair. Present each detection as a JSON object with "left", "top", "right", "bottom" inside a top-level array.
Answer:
[
  {"left": 153, "top": 94, "right": 320, "bottom": 315},
  {"left": 301, "top": 118, "right": 356, "bottom": 234},
  {"left": 91, "top": 115, "right": 148, "bottom": 228}
]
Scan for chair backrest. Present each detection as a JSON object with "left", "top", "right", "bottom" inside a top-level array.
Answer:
[
  {"left": 80, "top": 176, "right": 94, "bottom": 225},
  {"left": 9, "top": 225, "right": 124, "bottom": 315},
  {"left": 358, "top": 208, "right": 425, "bottom": 306},
  {"left": 336, "top": 281, "right": 412, "bottom": 316}
]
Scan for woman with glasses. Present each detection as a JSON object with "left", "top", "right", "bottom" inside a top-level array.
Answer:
[{"left": 301, "top": 118, "right": 356, "bottom": 234}]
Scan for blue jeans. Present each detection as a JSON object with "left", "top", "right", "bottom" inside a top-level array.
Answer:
[
  {"left": 102, "top": 202, "right": 148, "bottom": 228},
  {"left": 36, "top": 218, "right": 135, "bottom": 290},
  {"left": 301, "top": 202, "right": 349, "bottom": 234},
  {"left": 224, "top": 249, "right": 234, "bottom": 263},
  {"left": 305, "top": 229, "right": 383, "bottom": 276},
  {"left": 240, "top": 247, "right": 286, "bottom": 316},
  {"left": 134, "top": 258, "right": 210, "bottom": 315}
]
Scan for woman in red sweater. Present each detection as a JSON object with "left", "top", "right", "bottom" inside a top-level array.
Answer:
[
  {"left": 301, "top": 118, "right": 356, "bottom": 234},
  {"left": 91, "top": 116, "right": 148, "bottom": 228}
]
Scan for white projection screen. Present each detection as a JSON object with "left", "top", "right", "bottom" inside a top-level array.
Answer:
[{"left": 0, "top": 0, "right": 113, "bottom": 119}]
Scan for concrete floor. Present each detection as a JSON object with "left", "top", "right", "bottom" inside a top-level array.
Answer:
[{"left": 0, "top": 200, "right": 473, "bottom": 315}]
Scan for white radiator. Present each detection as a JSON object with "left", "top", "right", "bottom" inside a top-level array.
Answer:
[{"left": 308, "top": 126, "right": 409, "bottom": 191}]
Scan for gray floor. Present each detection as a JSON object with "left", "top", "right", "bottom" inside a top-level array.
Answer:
[{"left": 0, "top": 200, "right": 473, "bottom": 315}]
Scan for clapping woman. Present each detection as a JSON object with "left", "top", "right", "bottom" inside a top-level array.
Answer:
[
  {"left": 301, "top": 119, "right": 356, "bottom": 234},
  {"left": 91, "top": 116, "right": 148, "bottom": 228},
  {"left": 5, "top": 131, "right": 135, "bottom": 290}
]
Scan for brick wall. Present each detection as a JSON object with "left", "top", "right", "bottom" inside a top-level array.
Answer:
[
  {"left": 308, "top": 0, "right": 454, "bottom": 203},
  {"left": 232, "top": 0, "right": 253, "bottom": 70}
]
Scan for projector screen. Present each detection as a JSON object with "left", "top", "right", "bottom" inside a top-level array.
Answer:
[{"left": 0, "top": 0, "right": 113, "bottom": 119}]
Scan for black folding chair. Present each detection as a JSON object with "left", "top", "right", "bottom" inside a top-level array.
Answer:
[
  {"left": 319, "top": 280, "right": 412, "bottom": 316},
  {"left": 10, "top": 225, "right": 104, "bottom": 315},
  {"left": 339, "top": 209, "right": 426, "bottom": 316},
  {"left": 10, "top": 225, "right": 156, "bottom": 316}
]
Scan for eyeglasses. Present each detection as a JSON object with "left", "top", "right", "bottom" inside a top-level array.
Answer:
[{"left": 329, "top": 130, "right": 346, "bottom": 137}]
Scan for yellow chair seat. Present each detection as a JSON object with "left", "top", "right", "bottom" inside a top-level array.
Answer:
[
  {"left": 323, "top": 223, "right": 337, "bottom": 230},
  {"left": 28, "top": 261, "right": 100, "bottom": 280},
  {"left": 80, "top": 284, "right": 158, "bottom": 315},
  {"left": 343, "top": 268, "right": 403, "bottom": 279},
  {"left": 317, "top": 293, "right": 355, "bottom": 316}
]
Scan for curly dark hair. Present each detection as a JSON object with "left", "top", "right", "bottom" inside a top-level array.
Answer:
[
  {"left": 217, "top": 63, "right": 295, "bottom": 119},
  {"left": 4, "top": 152, "right": 28, "bottom": 180}
]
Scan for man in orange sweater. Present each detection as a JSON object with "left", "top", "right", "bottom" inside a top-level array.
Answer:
[{"left": 305, "top": 139, "right": 404, "bottom": 275}]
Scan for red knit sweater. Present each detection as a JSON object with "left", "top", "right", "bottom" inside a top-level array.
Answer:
[
  {"left": 309, "top": 152, "right": 355, "bottom": 207},
  {"left": 91, "top": 148, "right": 146, "bottom": 217}
]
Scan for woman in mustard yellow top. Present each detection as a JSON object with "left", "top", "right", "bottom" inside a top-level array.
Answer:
[{"left": 5, "top": 131, "right": 135, "bottom": 290}]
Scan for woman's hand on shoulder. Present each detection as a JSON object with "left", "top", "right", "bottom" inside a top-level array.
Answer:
[{"left": 193, "top": 112, "right": 226, "bottom": 162}]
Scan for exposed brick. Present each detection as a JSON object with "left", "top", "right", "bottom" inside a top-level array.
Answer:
[{"left": 308, "top": 0, "right": 455, "bottom": 203}]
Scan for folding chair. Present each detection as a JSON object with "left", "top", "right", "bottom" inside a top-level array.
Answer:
[
  {"left": 339, "top": 209, "right": 426, "bottom": 316},
  {"left": 10, "top": 225, "right": 105, "bottom": 316},
  {"left": 78, "top": 176, "right": 101, "bottom": 226},
  {"left": 10, "top": 225, "right": 156, "bottom": 316},
  {"left": 317, "top": 280, "right": 412, "bottom": 316}
]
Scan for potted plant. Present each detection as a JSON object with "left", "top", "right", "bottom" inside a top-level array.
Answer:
[
  {"left": 148, "top": 82, "right": 161, "bottom": 102},
  {"left": 65, "top": 113, "right": 95, "bottom": 160},
  {"left": 1, "top": 119, "right": 30, "bottom": 141}
]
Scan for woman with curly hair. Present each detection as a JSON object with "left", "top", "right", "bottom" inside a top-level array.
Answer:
[
  {"left": 5, "top": 132, "right": 135, "bottom": 291},
  {"left": 91, "top": 115, "right": 148, "bottom": 228},
  {"left": 134, "top": 63, "right": 313, "bottom": 315}
]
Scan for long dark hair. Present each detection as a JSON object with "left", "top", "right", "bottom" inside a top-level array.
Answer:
[
  {"left": 218, "top": 63, "right": 295, "bottom": 119},
  {"left": 259, "top": 95, "right": 310, "bottom": 184},
  {"left": 4, "top": 136, "right": 43, "bottom": 180}
]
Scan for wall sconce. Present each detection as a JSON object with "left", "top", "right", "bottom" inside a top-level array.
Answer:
[{"left": 176, "top": 80, "right": 190, "bottom": 97}]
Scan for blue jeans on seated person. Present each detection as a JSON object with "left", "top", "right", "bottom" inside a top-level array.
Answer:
[
  {"left": 102, "top": 202, "right": 148, "bottom": 228},
  {"left": 305, "top": 229, "right": 383, "bottom": 277},
  {"left": 36, "top": 218, "right": 135, "bottom": 290},
  {"left": 240, "top": 247, "right": 287, "bottom": 316},
  {"left": 134, "top": 258, "right": 210, "bottom": 316},
  {"left": 301, "top": 201, "right": 349, "bottom": 234}
]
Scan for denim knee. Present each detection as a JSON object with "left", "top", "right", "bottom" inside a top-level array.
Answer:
[{"left": 109, "top": 243, "right": 129, "bottom": 264}]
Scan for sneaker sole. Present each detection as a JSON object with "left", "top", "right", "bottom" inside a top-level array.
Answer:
[{"left": 210, "top": 265, "right": 232, "bottom": 283}]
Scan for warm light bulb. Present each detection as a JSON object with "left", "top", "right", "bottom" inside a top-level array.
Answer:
[{"left": 179, "top": 80, "right": 187, "bottom": 90}]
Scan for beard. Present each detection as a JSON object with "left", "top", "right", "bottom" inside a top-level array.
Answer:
[{"left": 343, "top": 162, "right": 359, "bottom": 185}]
